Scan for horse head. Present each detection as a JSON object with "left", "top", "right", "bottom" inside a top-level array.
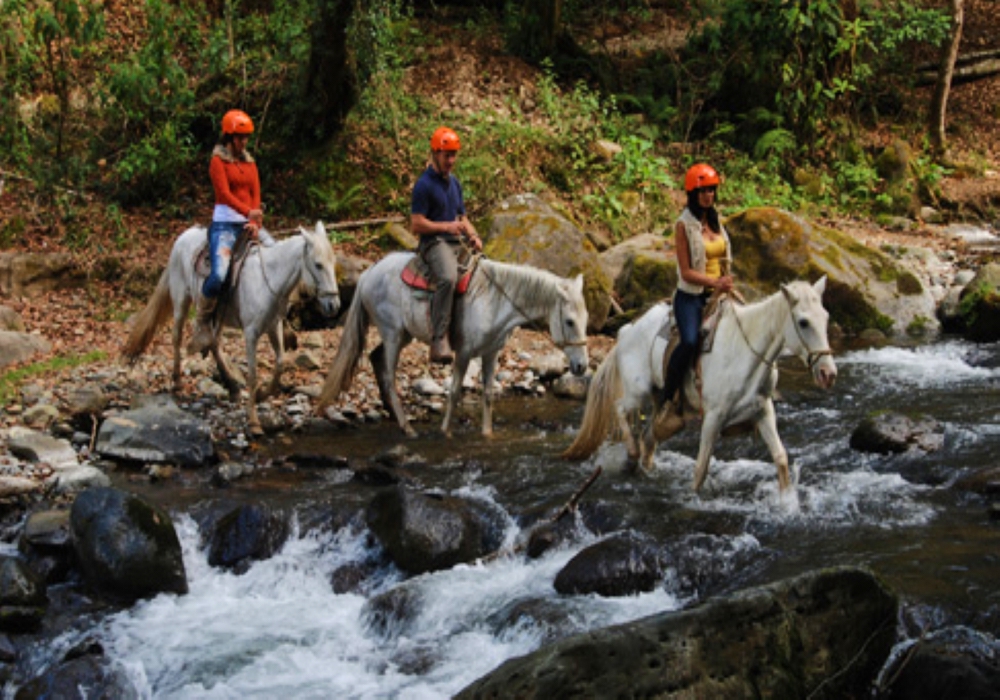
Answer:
[
  {"left": 781, "top": 276, "right": 837, "bottom": 389},
  {"left": 550, "top": 273, "right": 589, "bottom": 376},
  {"left": 300, "top": 221, "right": 341, "bottom": 318}
]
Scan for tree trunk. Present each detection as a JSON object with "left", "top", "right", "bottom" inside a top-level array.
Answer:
[
  {"left": 301, "top": 0, "right": 357, "bottom": 141},
  {"left": 929, "top": 0, "right": 963, "bottom": 158}
]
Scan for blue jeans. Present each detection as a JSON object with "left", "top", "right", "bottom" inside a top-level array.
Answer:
[
  {"left": 201, "top": 222, "right": 276, "bottom": 298},
  {"left": 202, "top": 222, "right": 241, "bottom": 298},
  {"left": 663, "top": 289, "right": 708, "bottom": 402}
]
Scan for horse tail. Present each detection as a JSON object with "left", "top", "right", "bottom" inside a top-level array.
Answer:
[
  {"left": 121, "top": 268, "right": 173, "bottom": 364},
  {"left": 562, "top": 345, "right": 623, "bottom": 460},
  {"left": 318, "top": 289, "right": 368, "bottom": 409}
]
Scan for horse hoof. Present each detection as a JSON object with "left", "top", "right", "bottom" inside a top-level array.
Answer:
[
  {"left": 248, "top": 423, "right": 264, "bottom": 438},
  {"left": 404, "top": 427, "right": 418, "bottom": 439}
]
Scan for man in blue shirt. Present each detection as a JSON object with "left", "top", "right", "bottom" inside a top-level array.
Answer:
[{"left": 411, "top": 126, "right": 483, "bottom": 364}]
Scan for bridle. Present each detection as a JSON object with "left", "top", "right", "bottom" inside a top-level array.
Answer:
[
  {"left": 730, "top": 289, "right": 832, "bottom": 372},
  {"left": 479, "top": 262, "right": 587, "bottom": 350},
  {"left": 257, "top": 233, "right": 340, "bottom": 307}
]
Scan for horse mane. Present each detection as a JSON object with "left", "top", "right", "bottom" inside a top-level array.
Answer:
[{"left": 475, "top": 258, "right": 564, "bottom": 308}]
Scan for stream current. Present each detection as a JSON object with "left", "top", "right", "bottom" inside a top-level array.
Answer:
[{"left": 9, "top": 338, "right": 1000, "bottom": 698}]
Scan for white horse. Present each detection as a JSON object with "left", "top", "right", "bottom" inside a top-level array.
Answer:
[
  {"left": 563, "top": 277, "right": 837, "bottom": 493},
  {"left": 122, "top": 222, "right": 340, "bottom": 435},
  {"left": 318, "top": 252, "right": 589, "bottom": 437}
]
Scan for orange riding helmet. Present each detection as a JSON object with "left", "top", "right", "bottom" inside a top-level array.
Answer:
[
  {"left": 684, "top": 163, "right": 721, "bottom": 192},
  {"left": 222, "top": 109, "right": 254, "bottom": 135},
  {"left": 430, "top": 126, "right": 461, "bottom": 152}
]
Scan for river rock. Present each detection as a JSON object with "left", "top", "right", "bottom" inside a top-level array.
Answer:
[
  {"left": 553, "top": 531, "right": 662, "bottom": 597},
  {"left": 362, "top": 582, "right": 424, "bottom": 638},
  {"left": 95, "top": 395, "right": 213, "bottom": 467},
  {"left": 13, "top": 652, "right": 140, "bottom": 700},
  {"left": 70, "top": 487, "right": 188, "bottom": 602},
  {"left": 550, "top": 372, "right": 589, "bottom": 399},
  {"left": 880, "top": 626, "right": 1000, "bottom": 700},
  {"left": 0, "top": 557, "right": 47, "bottom": 633},
  {"left": 5, "top": 427, "right": 78, "bottom": 470},
  {"left": 206, "top": 504, "right": 291, "bottom": 574},
  {"left": 47, "top": 464, "right": 111, "bottom": 494},
  {"left": 456, "top": 566, "right": 897, "bottom": 700},
  {"left": 0, "top": 330, "right": 51, "bottom": 369},
  {"left": 18, "top": 509, "right": 73, "bottom": 584},
  {"left": 958, "top": 261, "right": 1000, "bottom": 342},
  {"left": 725, "top": 207, "right": 940, "bottom": 337},
  {"left": 849, "top": 412, "right": 944, "bottom": 454},
  {"left": 366, "top": 486, "right": 506, "bottom": 574},
  {"left": 0, "top": 305, "right": 24, "bottom": 332}
]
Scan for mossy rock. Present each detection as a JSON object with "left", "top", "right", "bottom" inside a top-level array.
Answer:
[
  {"left": 486, "top": 194, "right": 612, "bottom": 331},
  {"left": 724, "top": 207, "right": 927, "bottom": 336},
  {"left": 615, "top": 253, "right": 675, "bottom": 312}
]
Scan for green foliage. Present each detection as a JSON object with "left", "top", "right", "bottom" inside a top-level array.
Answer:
[{"left": 0, "top": 351, "right": 106, "bottom": 406}]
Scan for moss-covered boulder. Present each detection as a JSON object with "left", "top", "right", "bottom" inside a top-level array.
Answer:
[
  {"left": 597, "top": 233, "right": 676, "bottom": 331},
  {"left": 958, "top": 263, "right": 1000, "bottom": 342},
  {"left": 486, "top": 194, "right": 612, "bottom": 331},
  {"left": 726, "top": 207, "right": 938, "bottom": 337}
]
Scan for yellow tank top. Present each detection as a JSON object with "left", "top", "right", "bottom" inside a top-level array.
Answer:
[{"left": 703, "top": 235, "right": 727, "bottom": 279}]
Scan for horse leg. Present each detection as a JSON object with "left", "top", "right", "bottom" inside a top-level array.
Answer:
[
  {"left": 693, "top": 412, "right": 725, "bottom": 492},
  {"left": 259, "top": 324, "right": 284, "bottom": 401},
  {"left": 479, "top": 351, "right": 499, "bottom": 437},
  {"left": 372, "top": 339, "right": 416, "bottom": 438},
  {"left": 615, "top": 401, "right": 640, "bottom": 470},
  {"left": 170, "top": 309, "right": 186, "bottom": 394},
  {"left": 441, "top": 354, "right": 470, "bottom": 438},
  {"left": 244, "top": 333, "right": 264, "bottom": 437},
  {"left": 755, "top": 400, "right": 791, "bottom": 492}
]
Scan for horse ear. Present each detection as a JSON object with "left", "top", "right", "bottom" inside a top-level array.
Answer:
[
  {"left": 574, "top": 274, "right": 584, "bottom": 293},
  {"left": 315, "top": 220, "right": 327, "bottom": 238},
  {"left": 813, "top": 275, "right": 827, "bottom": 296}
]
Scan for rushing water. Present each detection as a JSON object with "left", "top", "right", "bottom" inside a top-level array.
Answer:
[{"left": 10, "top": 338, "right": 1000, "bottom": 698}]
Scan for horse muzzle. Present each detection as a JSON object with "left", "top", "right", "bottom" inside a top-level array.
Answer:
[{"left": 318, "top": 293, "right": 341, "bottom": 318}]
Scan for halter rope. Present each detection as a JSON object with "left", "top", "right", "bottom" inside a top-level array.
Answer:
[
  {"left": 729, "top": 288, "right": 832, "bottom": 373},
  {"left": 478, "top": 261, "right": 587, "bottom": 350}
]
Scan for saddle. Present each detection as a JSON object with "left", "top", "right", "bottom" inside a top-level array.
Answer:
[
  {"left": 192, "top": 228, "right": 256, "bottom": 319},
  {"left": 659, "top": 290, "right": 741, "bottom": 396},
  {"left": 401, "top": 245, "right": 478, "bottom": 294}
]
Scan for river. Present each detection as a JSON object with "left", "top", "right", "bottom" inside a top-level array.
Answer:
[{"left": 8, "top": 338, "right": 1000, "bottom": 698}]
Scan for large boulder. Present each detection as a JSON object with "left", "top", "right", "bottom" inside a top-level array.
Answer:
[
  {"left": 456, "top": 566, "right": 897, "bottom": 700},
  {"left": 0, "top": 557, "right": 47, "bottom": 633},
  {"left": 958, "top": 262, "right": 1000, "bottom": 342},
  {"left": 880, "top": 626, "right": 1000, "bottom": 700},
  {"left": 485, "top": 194, "right": 612, "bottom": 331},
  {"left": 849, "top": 412, "right": 944, "bottom": 454},
  {"left": 553, "top": 531, "right": 662, "bottom": 597},
  {"left": 366, "top": 486, "right": 506, "bottom": 575},
  {"left": 70, "top": 487, "right": 188, "bottom": 602},
  {"left": 0, "top": 252, "right": 86, "bottom": 297},
  {"left": 726, "top": 207, "right": 939, "bottom": 337},
  {"left": 599, "top": 233, "right": 676, "bottom": 330},
  {"left": 0, "top": 331, "right": 51, "bottom": 369},
  {"left": 206, "top": 504, "right": 291, "bottom": 574},
  {"left": 95, "top": 395, "right": 213, "bottom": 467}
]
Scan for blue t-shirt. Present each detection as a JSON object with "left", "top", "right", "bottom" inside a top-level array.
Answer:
[{"left": 411, "top": 165, "right": 465, "bottom": 243}]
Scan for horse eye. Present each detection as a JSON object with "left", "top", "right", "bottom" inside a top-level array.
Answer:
[
  {"left": 798, "top": 319, "right": 810, "bottom": 329},
  {"left": 565, "top": 319, "right": 576, "bottom": 328}
]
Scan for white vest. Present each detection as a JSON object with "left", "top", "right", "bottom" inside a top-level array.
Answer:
[{"left": 675, "top": 208, "right": 732, "bottom": 296}]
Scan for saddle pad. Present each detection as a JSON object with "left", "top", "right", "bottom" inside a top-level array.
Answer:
[{"left": 401, "top": 254, "right": 475, "bottom": 294}]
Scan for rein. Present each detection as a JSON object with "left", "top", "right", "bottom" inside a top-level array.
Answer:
[
  {"left": 257, "top": 234, "right": 340, "bottom": 306},
  {"left": 478, "top": 259, "right": 586, "bottom": 350},
  {"left": 729, "top": 290, "right": 832, "bottom": 373}
]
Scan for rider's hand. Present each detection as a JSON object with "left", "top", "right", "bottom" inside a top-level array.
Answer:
[
  {"left": 468, "top": 233, "right": 483, "bottom": 252},
  {"left": 245, "top": 220, "right": 260, "bottom": 240},
  {"left": 716, "top": 275, "right": 734, "bottom": 293}
]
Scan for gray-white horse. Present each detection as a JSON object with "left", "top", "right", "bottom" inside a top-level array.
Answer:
[
  {"left": 318, "top": 252, "right": 589, "bottom": 437},
  {"left": 563, "top": 277, "right": 837, "bottom": 493},
  {"left": 122, "top": 222, "right": 340, "bottom": 435}
]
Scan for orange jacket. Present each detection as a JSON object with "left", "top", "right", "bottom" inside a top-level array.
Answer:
[{"left": 210, "top": 147, "right": 260, "bottom": 217}]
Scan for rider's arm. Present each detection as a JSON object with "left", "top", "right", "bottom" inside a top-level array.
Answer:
[
  {"left": 411, "top": 213, "right": 463, "bottom": 237},
  {"left": 676, "top": 222, "right": 733, "bottom": 291}
]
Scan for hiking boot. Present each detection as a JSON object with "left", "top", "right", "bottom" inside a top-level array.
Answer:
[
  {"left": 652, "top": 396, "right": 685, "bottom": 442},
  {"left": 430, "top": 336, "right": 454, "bottom": 365},
  {"left": 187, "top": 296, "right": 218, "bottom": 355}
]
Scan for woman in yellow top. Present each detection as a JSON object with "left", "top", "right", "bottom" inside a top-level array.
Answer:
[{"left": 657, "top": 163, "right": 734, "bottom": 413}]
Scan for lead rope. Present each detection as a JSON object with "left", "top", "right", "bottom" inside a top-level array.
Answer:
[{"left": 477, "top": 258, "right": 586, "bottom": 350}]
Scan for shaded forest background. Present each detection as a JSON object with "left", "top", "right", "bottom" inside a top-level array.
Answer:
[{"left": 1, "top": 0, "right": 998, "bottom": 275}]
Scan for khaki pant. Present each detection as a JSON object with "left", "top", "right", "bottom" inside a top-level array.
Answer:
[{"left": 421, "top": 238, "right": 461, "bottom": 341}]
